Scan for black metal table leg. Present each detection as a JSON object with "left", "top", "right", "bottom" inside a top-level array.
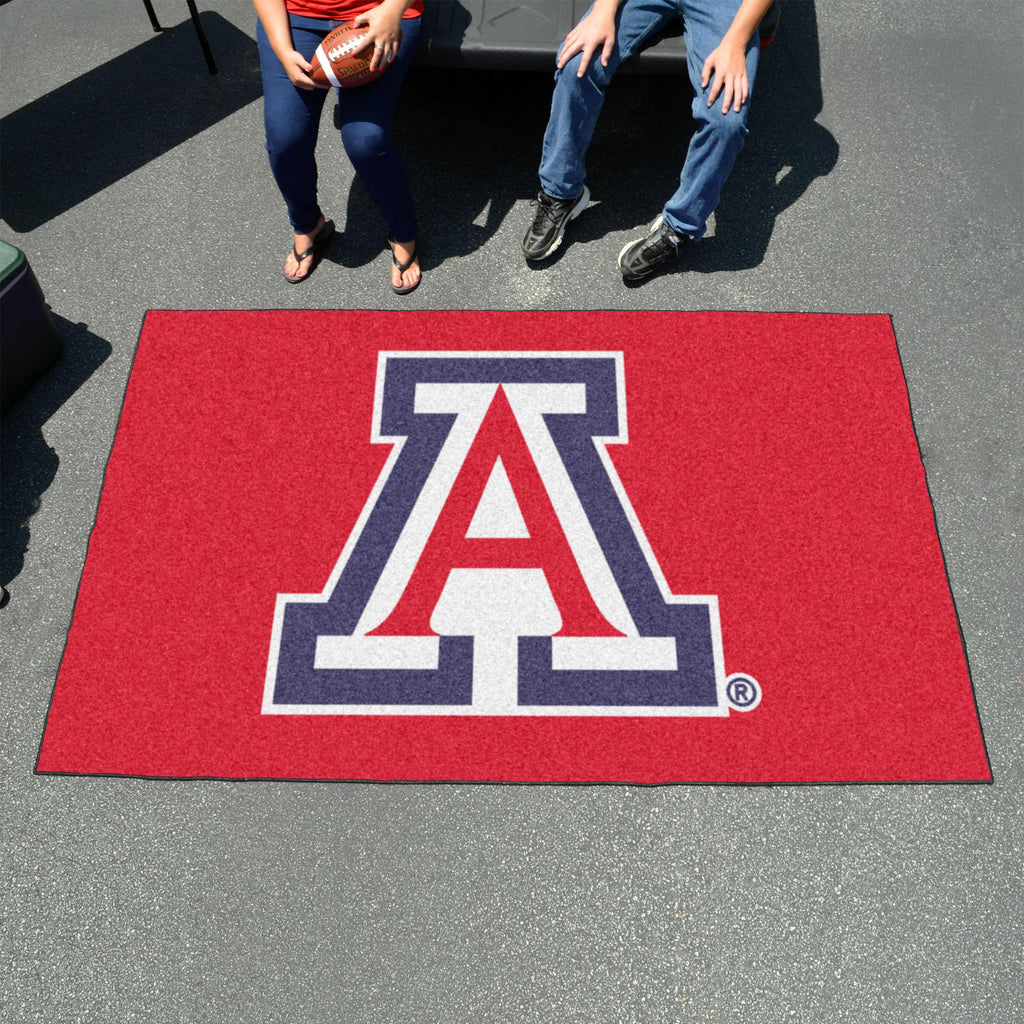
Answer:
[
  {"left": 142, "top": 0, "right": 161, "bottom": 32},
  {"left": 186, "top": 0, "right": 217, "bottom": 75}
]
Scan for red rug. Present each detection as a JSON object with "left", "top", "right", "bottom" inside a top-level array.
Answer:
[{"left": 37, "top": 311, "right": 990, "bottom": 783}]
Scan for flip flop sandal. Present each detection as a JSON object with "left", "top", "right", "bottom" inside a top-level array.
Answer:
[
  {"left": 387, "top": 235, "right": 421, "bottom": 295},
  {"left": 283, "top": 219, "right": 335, "bottom": 283}
]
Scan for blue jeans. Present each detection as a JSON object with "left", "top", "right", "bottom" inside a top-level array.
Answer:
[
  {"left": 539, "top": 0, "right": 759, "bottom": 239},
  {"left": 257, "top": 14, "right": 421, "bottom": 240}
]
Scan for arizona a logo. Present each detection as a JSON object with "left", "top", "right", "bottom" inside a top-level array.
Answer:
[{"left": 264, "top": 353, "right": 758, "bottom": 716}]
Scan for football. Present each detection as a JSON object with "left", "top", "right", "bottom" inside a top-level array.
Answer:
[{"left": 308, "top": 22, "right": 401, "bottom": 89}]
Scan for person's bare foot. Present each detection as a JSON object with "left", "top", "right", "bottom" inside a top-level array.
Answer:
[
  {"left": 283, "top": 216, "right": 328, "bottom": 282},
  {"left": 389, "top": 238, "right": 421, "bottom": 294}
]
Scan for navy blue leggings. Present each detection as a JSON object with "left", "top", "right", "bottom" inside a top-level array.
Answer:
[{"left": 256, "top": 14, "right": 420, "bottom": 240}]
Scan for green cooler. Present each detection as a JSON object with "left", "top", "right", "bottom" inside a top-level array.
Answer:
[{"left": 1, "top": 240, "right": 62, "bottom": 414}]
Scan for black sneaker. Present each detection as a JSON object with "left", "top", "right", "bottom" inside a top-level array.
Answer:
[
  {"left": 521, "top": 186, "right": 590, "bottom": 261},
  {"left": 617, "top": 215, "right": 685, "bottom": 281}
]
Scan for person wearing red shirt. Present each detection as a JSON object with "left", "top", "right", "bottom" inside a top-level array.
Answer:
[{"left": 254, "top": 0, "right": 424, "bottom": 293}]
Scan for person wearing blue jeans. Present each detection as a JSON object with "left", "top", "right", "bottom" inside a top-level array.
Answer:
[
  {"left": 521, "top": 0, "right": 776, "bottom": 282},
  {"left": 255, "top": 0, "right": 423, "bottom": 293}
]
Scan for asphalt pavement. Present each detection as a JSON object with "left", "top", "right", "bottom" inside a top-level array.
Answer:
[{"left": 2, "top": 2, "right": 1022, "bottom": 1022}]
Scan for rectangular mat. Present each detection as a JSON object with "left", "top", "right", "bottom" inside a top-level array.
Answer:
[{"left": 37, "top": 311, "right": 990, "bottom": 783}]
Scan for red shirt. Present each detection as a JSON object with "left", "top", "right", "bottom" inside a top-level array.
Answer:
[{"left": 286, "top": 0, "right": 423, "bottom": 18}]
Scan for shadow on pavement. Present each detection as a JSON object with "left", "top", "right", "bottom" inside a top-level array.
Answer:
[
  {"left": 0, "top": 316, "right": 112, "bottom": 592},
  {"left": 0, "top": 12, "right": 262, "bottom": 232},
  {"left": 330, "top": 67, "right": 557, "bottom": 271}
]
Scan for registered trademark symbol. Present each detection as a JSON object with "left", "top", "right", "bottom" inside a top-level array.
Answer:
[{"left": 726, "top": 673, "right": 762, "bottom": 711}]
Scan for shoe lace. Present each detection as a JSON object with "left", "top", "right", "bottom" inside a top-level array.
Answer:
[
  {"left": 532, "top": 193, "right": 561, "bottom": 229},
  {"left": 648, "top": 236, "right": 675, "bottom": 258},
  {"left": 644, "top": 225, "right": 678, "bottom": 259}
]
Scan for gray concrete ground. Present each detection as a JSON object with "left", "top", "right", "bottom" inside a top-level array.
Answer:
[{"left": 2, "top": 1, "right": 1022, "bottom": 1021}]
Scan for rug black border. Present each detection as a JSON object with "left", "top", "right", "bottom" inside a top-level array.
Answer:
[{"left": 32, "top": 309, "right": 995, "bottom": 788}]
